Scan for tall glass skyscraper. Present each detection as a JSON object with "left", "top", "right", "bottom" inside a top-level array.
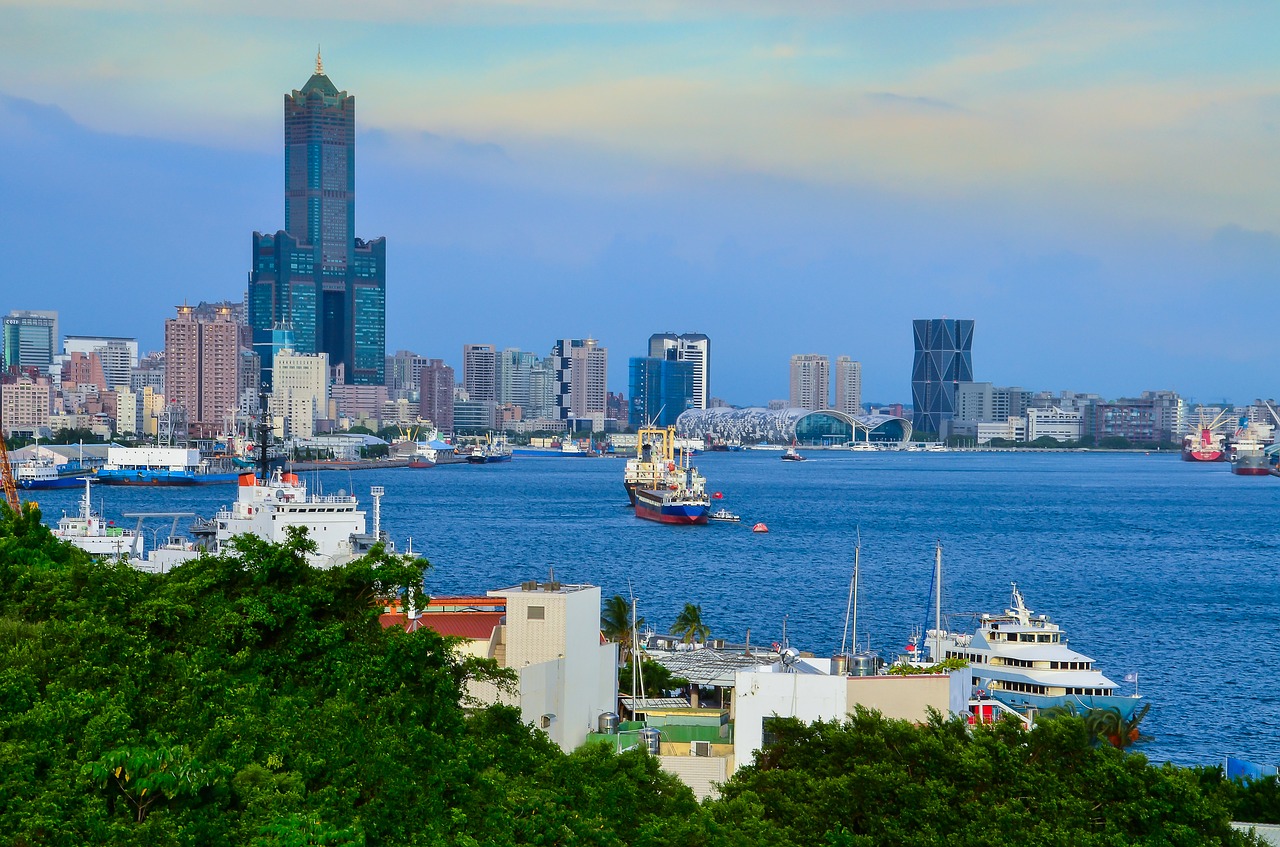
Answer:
[
  {"left": 249, "top": 52, "right": 386, "bottom": 387},
  {"left": 911, "top": 318, "right": 974, "bottom": 436}
]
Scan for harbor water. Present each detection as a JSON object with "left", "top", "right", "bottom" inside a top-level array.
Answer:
[{"left": 28, "top": 450, "right": 1280, "bottom": 767}]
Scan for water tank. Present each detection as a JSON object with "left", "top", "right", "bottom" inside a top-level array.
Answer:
[
  {"left": 831, "top": 654, "right": 849, "bottom": 676},
  {"left": 640, "top": 727, "right": 661, "bottom": 755},
  {"left": 849, "top": 652, "right": 878, "bottom": 677},
  {"left": 597, "top": 712, "right": 619, "bottom": 735}
]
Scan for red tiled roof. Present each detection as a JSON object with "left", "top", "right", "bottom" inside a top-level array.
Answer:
[
  {"left": 379, "top": 612, "right": 409, "bottom": 630},
  {"left": 413, "top": 611, "right": 504, "bottom": 640}
]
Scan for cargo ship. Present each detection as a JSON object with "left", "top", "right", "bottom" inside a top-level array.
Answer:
[
  {"left": 1181, "top": 428, "right": 1226, "bottom": 462},
  {"left": 96, "top": 446, "right": 242, "bottom": 486},
  {"left": 1229, "top": 417, "right": 1275, "bottom": 476},
  {"left": 632, "top": 430, "right": 711, "bottom": 525},
  {"left": 624, "top": 426, "right": 677, "bottom": 505},
  {"left": 17, "top": 456, "right": 89, "bottom": 489}
]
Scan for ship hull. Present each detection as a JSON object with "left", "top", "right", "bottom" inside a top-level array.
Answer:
[
  {"left": 1231, "top": 462, "right": 1271, "bottom": 476},
  {"left": 988, "top": 690, "right": 1143, "bottom": 720},
  {"left": 624, "top": 482, "right": 637, "bottom": 506},
  {"left": 634, "top": 490, "right": 708, "bottom": 525},
  {"left": 1181, "top": 448, "right": 1224, "bottom": 462},
  {"left": 96, "top": 470, "right": 241, "bottom": 486},
  {"left": 18, "top": 475, "right": 86, "bottom": 490}
]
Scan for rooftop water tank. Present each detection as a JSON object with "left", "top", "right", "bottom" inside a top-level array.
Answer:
[
  {"left": 850, "top": 652, "right": 879, "bottom": 677},
  {"left": 597, "top": 712, "right": 619, "bottom": 735},
  {"left": 640, "top": 727, "right": 661, "bottom": 755}
]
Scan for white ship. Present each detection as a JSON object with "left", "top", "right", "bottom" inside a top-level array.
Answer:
[
  {"left": 924, "top": 582, "right": 1141, "bottom": 719},
  {"left": 52, "top": 478, "right": 143, "bottom": 559}
]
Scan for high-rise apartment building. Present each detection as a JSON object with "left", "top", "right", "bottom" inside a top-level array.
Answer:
[
  {"left": 462, "top": 344, "right": 497, "bottom": 402},
  {"left": 64, "top": 336, "right": 138, "bottom": 391},
  {"left": 648, "top": 332, "right": 710, "bottom": 410},
  {"left": 553, "top": 338, "right": 608, "bottom": 421},
  {"left": 3, "top": 311, "right": 58, "bottom": 376},
  {"left": 834, "top": 356, "right": 862, "bottom": 416},
  {"left": 387, "top": 350, "right": 429, "bottom": 402},
  {"left": 496, "top": 348, "right": 537, "bottom": 411},
  {"left": 165, "top": 305, "right": 239, "bottom": 437},
  {"left": 271, "top": 349, "right": 329, "bottom": 439},
  {"left": 418, "top": 359, "right": 455, "bottom": 432},
  {"left": 249, "top": 53, "right": 386, "bottom": 387},
  {"left": 789, "top": 354, "right": 830, "bottom": 411},
  {"left": 911, "top": 319, "right": 974, "bottom": 436},
  {"left": 0, "top": 372, "right": 52, "bottom": 435}
]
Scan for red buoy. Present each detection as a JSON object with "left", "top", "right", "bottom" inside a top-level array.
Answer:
[{"left": 752, "top": 522, "right": 769, "bottom": 533}]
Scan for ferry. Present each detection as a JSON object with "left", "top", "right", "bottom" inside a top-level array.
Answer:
[
  {"left": 924, "top": 582, "right": 1141, "bottom": 719},
  {"left": 51, "top": 478, "right": 143, "bottom": 559},
  {"left": 96, "top": 446, "right": 241, "bottom": 485}
]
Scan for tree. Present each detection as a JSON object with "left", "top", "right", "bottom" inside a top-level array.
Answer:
[
  {"left": 670, "top": 603, "right": 710, "bottom": 645},
  {"left": 601, "top": 594, "right": 645, "bottom": 660}
]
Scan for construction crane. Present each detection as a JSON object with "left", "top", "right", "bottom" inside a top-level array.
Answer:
[{"left": 0, "top": 428, "right": 19, "bottom": 512}]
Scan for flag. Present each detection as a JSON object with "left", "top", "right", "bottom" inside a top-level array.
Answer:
[{"left": 1123, "top": 672, "right": 1138, "bottom": 683}]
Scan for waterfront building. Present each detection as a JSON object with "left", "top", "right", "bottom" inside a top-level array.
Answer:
[
  {"left": 452, "top": 398, "right": 496, "bottom": 432},
  {"left": 462, "top": 344, "right": 497, "bottom": 402},
  {"left": 165, "top": 305, "right": 239, "bottom": 438},
  {"left": 2, "top": 311, "right": 58, "bottom": 376},
  {"left": 1090, "top": 390, "right": 1183, "bottom": 445},
  {"left": 789, "top": 354, "right": 830, "bottom": 411},
  {"left": 649, "top": 333, "right": 710, "bottom": 410},
  {"left": 0, "top": 371, "right": 52, "bottom": 436},
  {"left": 249, "top": 53, "right": 386, "bottom": 387},
  {"left": 833, "top": 356, "right": 863, "bottom": 416},
  {"left": 553, "top": 338, "right": 607, "bottom": 422},
  {"left": 676, "top": 407, "right": 912, "bottom": 446},
  {"left": 114, "top": 387, "right": 139, "bottom": 436},
  {"left": 911, "top": 318, "right": 974, "bottom": 436},
  {"left": 1026, "top": 407, "right": 1083, "bottom": 442},
  {"left": 954, "top": 383, "right": 1029, "bottom": 431},
  {"left": 272, "top": 349, "right": 329, "bottom": 439},
  {"left": 418, "top": 359, "right": 455, "bottom": 432},
  {"left": 390, "top": 581, "right": 618, "bottom": 753},
  {"left": 329, "top": 383, "right": 387, "bottom": 424},
  {"left": 629, "top": 356, "right": 693, "bottom": 428},
  {"left": 63, "top": 336, "right": 138, "bottom": 391}
]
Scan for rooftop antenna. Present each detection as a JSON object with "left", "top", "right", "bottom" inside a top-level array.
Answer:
[{"left": 315, "top": 46, "right": 324, "bottom": 75}]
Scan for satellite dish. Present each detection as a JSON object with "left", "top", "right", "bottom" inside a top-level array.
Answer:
[{"left": 781, "top": 647, "right": 800, "bottom": 667}]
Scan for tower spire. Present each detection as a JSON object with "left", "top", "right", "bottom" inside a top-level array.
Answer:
[{"left": 315, "top": 45, "right": 324, "bottom": 75}]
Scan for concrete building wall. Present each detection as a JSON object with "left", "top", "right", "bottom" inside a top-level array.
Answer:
[
  {"left": 789, "top": 354, "right": 830, "bottom": 411},
  {"left": 1, "top": 375, "right": 52, "bottom": 434},
  {"left": 834, "top": 356, "right": 862, "bottom": 416}
]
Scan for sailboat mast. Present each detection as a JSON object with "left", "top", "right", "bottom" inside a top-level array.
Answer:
[
  {"left": 841, "top": 539, "right": 857, "bottom": 656},
  {"left": 933, "top": 541, "right": 943, "bottom": 661}
]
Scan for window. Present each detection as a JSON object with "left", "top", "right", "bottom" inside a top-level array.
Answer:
[{"left": 527, "top": 605, "right": 545, "bottom": 621}]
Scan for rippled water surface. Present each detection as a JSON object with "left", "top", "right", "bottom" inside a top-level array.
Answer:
[{"left": 32, "top": 450, "right": 1280, "bottom": 766}]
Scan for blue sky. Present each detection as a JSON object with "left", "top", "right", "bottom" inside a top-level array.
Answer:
[{"left": 1, "top": 1, "right": 1278, "bottom": 404}]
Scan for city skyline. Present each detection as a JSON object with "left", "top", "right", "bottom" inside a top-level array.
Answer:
[{"left": 2, "top": 5, "right": 1279, "bottom": 404}]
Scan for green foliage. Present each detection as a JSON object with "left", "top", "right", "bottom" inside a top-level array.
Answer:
[
  {"left": 601, "top": 594, "right": 644, "bottom": 660},
  {"left": 618, "top": 658, "right": 689, "bottom": 697},
  {"left": 886, "top": 655, "right": 969, "bottom": 675},
  {"left": 670, "top": 602, "right": 711, "bottom": 644}
]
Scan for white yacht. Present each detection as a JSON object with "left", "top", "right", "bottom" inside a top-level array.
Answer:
[
  {"left": 52, "top": 478, "right": 143, "bottom": 560},
  {"left": 925, "top": 582, "right": 1141, "bottom": 719}
]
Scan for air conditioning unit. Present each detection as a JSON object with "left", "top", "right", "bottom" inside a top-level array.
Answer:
[{"left": 690, "top": 740, "right": 712, "bottom": 757}]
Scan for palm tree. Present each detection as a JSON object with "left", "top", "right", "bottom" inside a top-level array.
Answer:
[
  {"left": 601, "top": 595, "right": 644, "bottom": 662},
  {"left": 1098, "top": 703, "right": 1152, "bottom": 749},
  {"left": 670, "top": 603, "right": 711, "bottom": 645}
]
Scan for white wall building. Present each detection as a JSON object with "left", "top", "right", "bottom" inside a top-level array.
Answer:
[
  {"left": 271, "top": 349, "right": 329, "bottom": 439},
  {"left": 789, "top": 354, "right": 829, "bottom": 411},
  {"left": 64, "top": 336, "right": 138, "bottom": 391},
  {"left": 975, "top": 418, "right": 1026, "bottom": 444},
  {"left": 834, "top": 356, "right": 863, "bottom": 416},
  {"left": 1026, "top": 407, "right": 1083, "bottom": 442}
]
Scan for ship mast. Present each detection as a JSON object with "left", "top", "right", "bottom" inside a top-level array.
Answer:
[{"left": 933, "top": 541, "right": 943, "bottom": 662}]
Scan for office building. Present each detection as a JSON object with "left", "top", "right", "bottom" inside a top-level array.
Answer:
[
  {"left": 1025, "top": 407, "right": 1083, "bottom": 442},
  {"left": 496, "top": 348, "right": 539, "bottom": 412},
  {"left": 249, "top": 53, "right": 386, "bottom": 387},
  {"left": 628, "top": 356, "right": 693, "bottom": 428},
  {"left": 272, "top": 349, "right": 329, "bottom": 439},
  {"left": 553, "top": 338, "right": 607, "bottom": 421},
  {"left": 387, "top": 350, "right": 429, "bottom": 402},
  {"left": 453, "top": 398, "right": 496, "bottom": 432},
  {"left": 63, "top": 336, "right": 138, "bottom": 391},
  {"left": 648, "top": 332, "right": 710, "bottom": 410},
  {"left": 462, "top": 344, "right": 497, "bottom": 402},
  {"left": 418, "top": 359, "right": 455, "bottom": 432},
  {"left": 911, "top": 319, "right": 974, "bottom": 436},
  {"left": 3, "top": 311, "right": 58, "bottom": 376},
  {"left": 165, "top": 304, "right": 240, "bottom": 438},
  {"left": 833, "top": 356, "right": 862, "bottom": 416},
  {"left": 789, "top": 354, "right": 830, "bottom": 411}
]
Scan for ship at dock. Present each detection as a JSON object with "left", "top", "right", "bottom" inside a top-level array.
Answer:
[
  {"left": 95, "top": 446, "right": 241, "bottom": 486},
  {"left": 51, "top": 477, "right": 143, "bottom": 559},
  {"left": 1228, "top": 416, "right": 1275, "bottom": 476}
]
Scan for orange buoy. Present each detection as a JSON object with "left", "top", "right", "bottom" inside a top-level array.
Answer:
[{"left": 752, "top": 522, "right": 769, "bottom": 533}]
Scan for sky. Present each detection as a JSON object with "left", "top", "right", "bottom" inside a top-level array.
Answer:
[{"left": 1, "top": 1, "right": 1278, "bottom": 405}]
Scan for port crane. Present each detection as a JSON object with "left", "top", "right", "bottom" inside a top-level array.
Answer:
[{"left": 0, "top": 421, "right": 20, "bottom": 512}]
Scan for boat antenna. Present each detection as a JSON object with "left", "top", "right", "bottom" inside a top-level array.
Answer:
[
  {"left": 627, "top": 580, "right": 647, "bottom": 724},
  {"left": 933, "top": 540, "right": 943, "bottom": 662},
  {"left": 256, "top": 384, "right": 270, "bottom": 482},
  {"left": 841, "top": 526, "right": 860, "bottom": 656}
]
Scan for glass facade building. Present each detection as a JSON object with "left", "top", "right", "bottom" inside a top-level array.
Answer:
[
  {"left": 676, "top": 407, "right": 911, "bottom": 446},
  {"left": 249, "top": 55, "right": 385, "bottom": 387},
  {"left": 3, "top": 312, "right": 57, "bottom": 376},
  {"left": 911, "top": 319, "right": 974, "bottom": 436},
  {"left": 628, "top": 356, "right": 693, "bottom": 428}
]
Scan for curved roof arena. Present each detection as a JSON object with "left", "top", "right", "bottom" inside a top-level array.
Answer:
[{"left": 675, "top": 407, "right": 912, "bottom": 445}]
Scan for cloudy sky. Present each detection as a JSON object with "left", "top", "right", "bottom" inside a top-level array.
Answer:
[{"left": 2, "top": 1, "right": 1277, "bottom": 404}]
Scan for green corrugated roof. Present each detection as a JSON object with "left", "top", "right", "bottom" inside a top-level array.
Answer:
[{"left": 300, "top": 73, "right": 339, "bottom": 96}]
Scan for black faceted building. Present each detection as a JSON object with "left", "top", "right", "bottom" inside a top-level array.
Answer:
[
  {"left": 911, "top": 319, "right": 974, "bottom": 437},
  {"left": 249, "top": 52, "right": 386, "bottom": 386}
]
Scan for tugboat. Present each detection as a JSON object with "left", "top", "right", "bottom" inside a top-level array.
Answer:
[
  {"left": 781, "top": 440, "right": 806, "bottom": 461},
  {"left": 708, "top": 508, "right": 741, "bottom": 523}
]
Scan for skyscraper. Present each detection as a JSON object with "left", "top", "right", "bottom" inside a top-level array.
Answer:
[
  {"left": 3, "top": 311, "right": 58, "bottom": 375},
  {"left": 64, "top": 336, "right": 138, "bottom": 391},
  {"left": 462, "top": 344, "right": 497, "bottom": 402},
  {"left": 418, "top": 359, "right": 455, "bottom": 432},
  {"left": 789, "top": 354, "right": 830, "bottom": 411},
  {"left": 165, "top": 305, "right": 240, "bottom": 437},
  {"left": 628, "top": 356, "right": 693, "bottom": 428},
  {"left": 834, "top": 356, "right": 862, "bottom": 416},
  {"left": 249, "top": 52, "right": 386, "bottom": 387},
  {"left": 648, "top": 332, "right": 710, "bottom": 409},
  {"left": 911, "top": 318, "right": 974, "bottom": 436},
  {"left": 553, "top": 338, "right": 607, "bottom": 422}
]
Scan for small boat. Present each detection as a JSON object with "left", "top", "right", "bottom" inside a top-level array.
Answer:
[
  {"left": 708, "top": 508, "right": 740, "bottom": 523},
  {"left": 51, "top": 477, "right": 143, "bottom": 559},
  {"left": 781, "top": 442, "right": 806, "bottom": 461}
]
